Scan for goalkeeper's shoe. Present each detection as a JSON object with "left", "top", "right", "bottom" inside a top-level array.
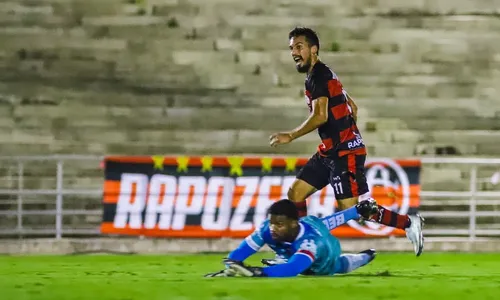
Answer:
[
  {"left": 405, "top": 214, "right": 425, "bottom": 257},
  {"left": 359, "top": 248, "right": 377, "bottom": 263},
  {"left": 204, "top": 268, "right": 236, "bottom": 278},
  {"left": 223, "top": 259, "right": 266, "bottom": 277}
]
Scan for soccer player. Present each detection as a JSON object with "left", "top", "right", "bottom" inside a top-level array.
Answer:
[
  {"left": 205, "top": 199, "right": 378, "bottom": 278},
  {"left": 268, "top": 27, "right": 424, "bottom": 256}
]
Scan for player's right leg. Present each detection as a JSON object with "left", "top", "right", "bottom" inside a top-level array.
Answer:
[
  {"left": 288, "top": 152, "right": 330, "bottom": 217},
  {"left": 330, "top": 154, "right": 425, "bottom": 256}
]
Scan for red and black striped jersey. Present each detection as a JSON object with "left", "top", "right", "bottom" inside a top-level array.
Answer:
[{"left": 304, "top": 61, "right": 367, "bottom": 158}]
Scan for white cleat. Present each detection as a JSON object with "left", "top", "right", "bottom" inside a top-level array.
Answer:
[{"left": 405, "top": 214, "right": 425, "bottom": 257}]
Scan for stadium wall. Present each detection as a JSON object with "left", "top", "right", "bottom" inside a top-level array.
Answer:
[{"left": 3, "top": 237, "right": 500, "bottom": 255}]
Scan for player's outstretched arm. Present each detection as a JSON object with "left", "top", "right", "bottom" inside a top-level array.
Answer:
[
  {"left": 224, "top": 252, "right": 313, "bottom": 278},
  {"left": 206, "top": 234, "right": 264, "bottom": 277},
  {"left": 321, "top": 199, "right": 378, "bottom": 230},
  {"left": 227, "top": 223, "right": 267, "bottom": 262},
  {"left": 288, "top": 97, "right": 329, "bottom": 141},
  {"left": 227, "top": 237, "right": 260, "bottom": 262},
  {"left": 269, "top": 97, "right": 328, "bottom": 147},
  {"left": 320, "top": 205, "right": 359, "bottom": 230},
  {"left": 260, "top": 252, "right": 313, "bottom": 277}
]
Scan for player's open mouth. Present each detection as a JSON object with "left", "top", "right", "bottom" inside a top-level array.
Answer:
[{"left": 293, "top": 56, "right": 302, "bottom": 64}]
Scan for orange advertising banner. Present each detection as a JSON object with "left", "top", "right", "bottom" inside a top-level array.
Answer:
[{"left": 101, "top": 156, "right": 421, "bottom": 238}]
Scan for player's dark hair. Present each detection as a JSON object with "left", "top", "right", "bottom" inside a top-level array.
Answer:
[
  {"left": 268, "top": 199, "right": 299, "bottom": 220},
  {"left": 288, "top": 27, "right": 320, "bottom": 54}
]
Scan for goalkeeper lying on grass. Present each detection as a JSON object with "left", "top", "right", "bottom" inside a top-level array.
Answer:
[{"left": 205, "top": 199, "right": 378, "bottom": 278}]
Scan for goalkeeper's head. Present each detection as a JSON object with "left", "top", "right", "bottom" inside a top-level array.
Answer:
[{"left": 267, "top": 199, "right": 300, "bottom": 242}]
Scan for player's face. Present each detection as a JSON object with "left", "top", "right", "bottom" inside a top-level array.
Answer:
[
  {"left": 269, "top": 215, "right": 298, "bottom": 242},
  {"left": 289, "top": 35, "right": 312, "bottom": 73}
]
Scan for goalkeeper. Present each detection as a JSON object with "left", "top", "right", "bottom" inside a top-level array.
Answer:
[{"left": 206, "top": 199, "right": 378, "bottom": 278}]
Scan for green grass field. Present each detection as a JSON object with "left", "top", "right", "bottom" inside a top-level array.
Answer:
[{"left": 1, "top": 253, "right": 499, "bottom": 300}]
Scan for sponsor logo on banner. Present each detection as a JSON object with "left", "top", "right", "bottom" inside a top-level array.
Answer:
[
  {"left": 109, "top": 174, "right": 333, "bottom": 231},
  {"left": 101, "top": 156, "right": 420, "bottom": 238}
]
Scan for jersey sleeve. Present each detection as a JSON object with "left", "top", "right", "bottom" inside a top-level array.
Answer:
[
  {"left": 310, "top": 67, "right": 345, "bottom": 100},
  {"left": 309, "top": 72, "right": 330, "bottom": 100},
  {"left": 227, "top": 221, "right": 268, "bottom": 262},
  {"left": 244, "top": 220, "right": 268, "bottom": 251},
  {"left": 321, "top": 205, "right": 359, "bottom": 230}
]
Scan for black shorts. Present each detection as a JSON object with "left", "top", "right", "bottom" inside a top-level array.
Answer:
[{"left": 296, "top": 152, "right": 369, "bottom": 200}]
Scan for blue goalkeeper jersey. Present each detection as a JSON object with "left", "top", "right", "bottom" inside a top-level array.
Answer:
[{"left": 245, "top": 215, "right": 342, "bottom": 275}]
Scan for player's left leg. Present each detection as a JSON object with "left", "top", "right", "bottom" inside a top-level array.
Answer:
[
  {"left": 326, "top": 234, "right": 376, "bottom": 275},
  {"left": 330, "top": 154, "right": 424, "bottom": 256},
  {"left": 289, "top": 152, "right": 331, "bottom": 217},
  {"left": 332, "top": 249, "right": 376, "bottom": 274}
]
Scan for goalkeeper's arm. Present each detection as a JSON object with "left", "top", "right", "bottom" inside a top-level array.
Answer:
[
  {"left": 228, "top": 220, "right": 268, "bottom": 262},
  {"left": 261, "top": 252, "right": 313, "bottom": 277},
  {"left": 206, "top": 236, "right": 261, "bottom": 278},
  {"left": 227, "top": 236, "right": 260, "bottom": 262}
]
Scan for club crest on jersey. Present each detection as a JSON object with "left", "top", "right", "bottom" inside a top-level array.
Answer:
[{"left": 299, "top": 239, "right": 317, "bottom": 257}]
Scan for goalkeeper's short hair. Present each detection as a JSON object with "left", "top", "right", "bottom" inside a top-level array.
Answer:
[{"left": 267, "top": 199, "right": 299, "bottom": 220}]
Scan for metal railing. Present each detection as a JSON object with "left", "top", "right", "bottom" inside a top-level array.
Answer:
[
  {"left": 0, "top": 155, "right": 499, "bottom": 240},
  {"left": 418, "top": 157, "right": 500, "bottom": 239},
  {"left": 0, "top": 155, "right": 103, "bottom": 238}
]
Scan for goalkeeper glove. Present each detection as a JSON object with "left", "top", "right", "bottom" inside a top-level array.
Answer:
[
  {"left": 204, "top": 267, "right": 236, "bottom": 278},
  {"left": 223, "top": 258, "right": 267, "bottom": 277}
]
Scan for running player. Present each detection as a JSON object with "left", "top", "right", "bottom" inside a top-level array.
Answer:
[{"left": 269, "top": 27, "right": 424, "bottom": 256}]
